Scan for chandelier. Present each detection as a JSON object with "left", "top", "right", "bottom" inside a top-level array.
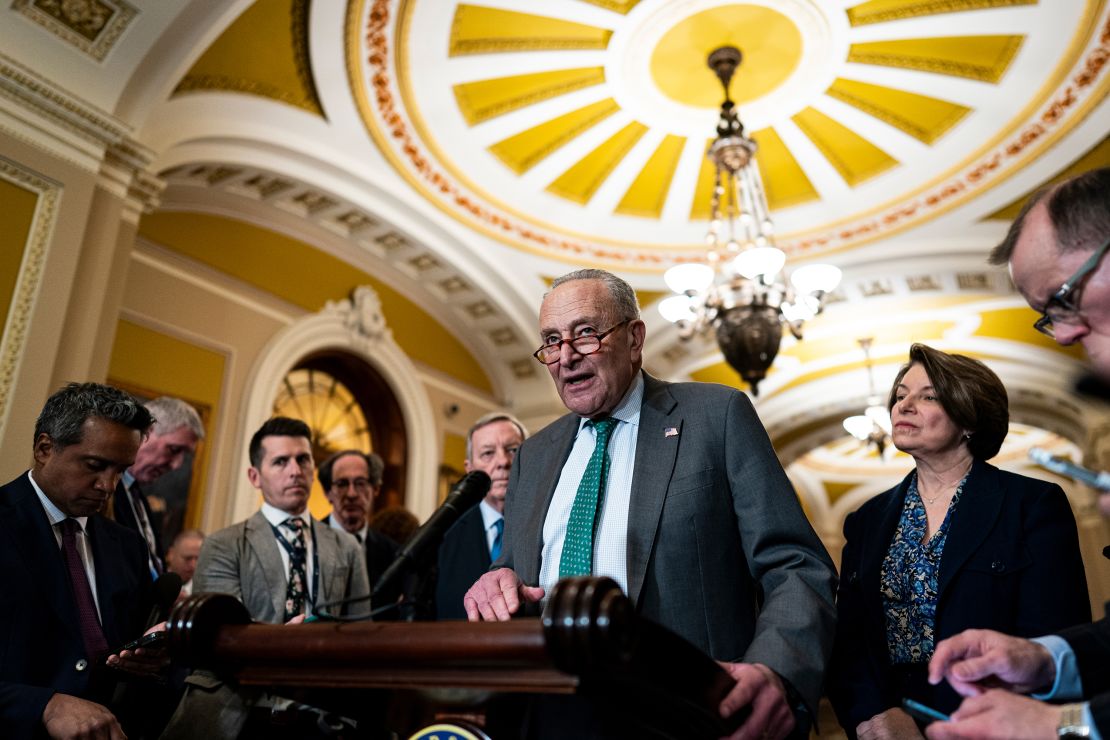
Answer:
[
  {"left": 660, "top": 46, "right": 841, "bottom": 395},
  {"left": 842, "top": 337, "right": 893, "bottom": 456}
]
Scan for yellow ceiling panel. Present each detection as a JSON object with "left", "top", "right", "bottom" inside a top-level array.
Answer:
[
  {"left": 137, "top": 211, "right": 494, "bottom": 394},
  {"left": 615, "top": 134, "right": 685, "bottom": 218},
  {"left": 449, "top": 6, "right": 612, "bottom": 55},
  {"left": 173, "top": 0, "right": 322, "bottom": 116},
  {"left": 848, "top": 36, "right": 1024, "bottom": 83},
  {"left": 576, "top": 0, "right": 641, "bottom": 14},
  {"left": 793, "top": 107, "right": 900, "bottom": 186},
  {"left": 986, "top": 136, "right": 1110, "bottom": 221},
  {"left": 827, "top": 78, "right": 971, "bottom": 144},
  {"left": 454, "top": 67, "right": 606, "bottom": 125},
  {"left": 752, "top": 128, "right": 820, "bottom": 209},
  {"left": 547, "top": 122, "right": 648, "bottom": 204},
  {"left": 488, "top": 98, "right": 620, "bottom": 175},
  {"left": 847, "top": 0, "right": 1037, "bottom": 26},
  {"left": 688, "top": 137, "right": 718, "bottom": 221},
  {"left": 973, "top": 307, "right": 1087, "bottom": 359}
]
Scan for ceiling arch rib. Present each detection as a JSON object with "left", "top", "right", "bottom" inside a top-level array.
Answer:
[{"left": 146, "top": 163, "right": 546, "bottom": 401}]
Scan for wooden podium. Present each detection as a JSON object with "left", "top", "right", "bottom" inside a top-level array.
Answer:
[{"left": 166, "top": 577, "right": 742, "bottom": 739}]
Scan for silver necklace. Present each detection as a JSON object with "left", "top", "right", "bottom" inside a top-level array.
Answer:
[{"left": 921, "top": 462, "right": 972, "bottom": 505}]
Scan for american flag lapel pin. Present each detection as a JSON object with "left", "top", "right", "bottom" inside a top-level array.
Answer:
[{"left": 664, "top": 426, "right": 679, "bottom": 438}]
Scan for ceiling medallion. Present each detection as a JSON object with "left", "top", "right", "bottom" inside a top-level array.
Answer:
[{"left": 349, "top": 0, "right": 1110, "bottom": 267}]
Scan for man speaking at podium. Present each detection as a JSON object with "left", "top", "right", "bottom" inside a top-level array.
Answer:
[{"left": 464, "top": 269, "right": 837, "bottom": 739}]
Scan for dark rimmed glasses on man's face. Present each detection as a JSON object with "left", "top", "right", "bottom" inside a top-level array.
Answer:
[
  {"left": 332, "top": 477, "right": 372, "bottom": 494},
  {"left": 1033, "top": 235, "right": 1110, "bottom": 338},
  {"left": 532, "top": 319, "right": 631, "bottom": 365}
]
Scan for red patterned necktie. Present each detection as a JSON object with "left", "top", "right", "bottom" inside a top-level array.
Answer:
[{"left": 58, "top": 518, "right": 109, "bottom": 657}]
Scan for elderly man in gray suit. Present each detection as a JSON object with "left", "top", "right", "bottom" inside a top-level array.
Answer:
[
  {"left": 163, "top": 417, "right": 369, "bottom": 739},
  {"left": 464, "top": 269, "right": 837, "bottom": 739}
]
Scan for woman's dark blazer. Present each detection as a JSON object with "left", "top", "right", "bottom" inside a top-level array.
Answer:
[{"left": 828, "top": 459, "right": 1091, "bottom": 737}]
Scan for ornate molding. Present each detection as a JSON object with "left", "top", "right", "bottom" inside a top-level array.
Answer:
[
  {"left": 0, "top": 156, "right": 61, "bottom": 439},
  {"left": 0, "top": 51, "right": 164, "bottom": 212},
  {"left": 160, "top": 163, "right": 536, "bottom": 384},
  {"left": 325, "top": 285, "right": 389, "bottom": 346},
  {"left": 232, "top": 285, "right": 439, "bottom": 524},
  {"left": 11, "top": 0, "right": 138, "bottom": 62},
  {"left": 0, "top": 52, "right": 129, "bottom": 147}
]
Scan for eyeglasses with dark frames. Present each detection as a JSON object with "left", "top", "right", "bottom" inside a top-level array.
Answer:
[
  {"left": 1033, "top": 235, "right": 1110, "bottom": 338},
  {"left": 532, "top": 319, "right": 631, "bottom": 365},
  {"left": 332, "top": 477, "right": 373, "bottom": 494}
]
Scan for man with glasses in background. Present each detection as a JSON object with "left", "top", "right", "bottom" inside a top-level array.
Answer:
[
  {"left": 925, "top": 167, "right": 1110, "bottom": 740},
  {"left": 464, "top": 268, "right": 836, "bottom": 740},
  {"left": 319, "top": 449, "right": 400, "bottom": 612}
]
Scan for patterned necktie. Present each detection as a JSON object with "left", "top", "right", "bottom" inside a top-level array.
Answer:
[
  {"left": 129, "top": 482, "right": 163, "bottom": 576},
  {"left": 280, "top": 518, "right": 307, "bottom": 621},
  {"left": 560, "top": 417, "right": 616, "bottom": 578},
  {"left": 58, "top": 519, "right": 109, "bottom": 658},
  {"left": 490, "top": 517, "right": 504, "bottom": 561}
]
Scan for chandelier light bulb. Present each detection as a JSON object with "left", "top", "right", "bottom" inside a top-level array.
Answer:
[
  {"left": 866, "top": 404, "right": 892, "bottom": 434},
  {"left": 664, "top": 263, "right": 715, "bottom": 294},
  {"left": 732, "top": 246, "right": 785, "bottom": 280},
  {"left": 843, "top": 415, "right": 876, "bottom": 441},
  {"left": 658, "top": 294, "right": 698, "bottom": 323},
  {"left": 790, "top": 263, "right": 842, "bottom": 295}
]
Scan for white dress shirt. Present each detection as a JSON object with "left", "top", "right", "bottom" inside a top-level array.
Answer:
[
  {"left": 539, "top": 372, "right": 643, "bottom": 597},
  {"left": 29, "top": 470, "right": 102, "bottom": 618},
  {"left": 260, "top": 502, "right": 317, "bottom": 602}
]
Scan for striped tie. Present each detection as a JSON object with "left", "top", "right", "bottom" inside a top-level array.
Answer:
[{"left": 559, "top": 418, "right": 616, "bottom": 578}]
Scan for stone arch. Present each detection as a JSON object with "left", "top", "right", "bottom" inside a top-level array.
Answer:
[{"left": 229, "top": 285, "right": 437, "bottom": 523}]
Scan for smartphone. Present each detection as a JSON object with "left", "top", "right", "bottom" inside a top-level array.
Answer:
[
  {"left": 902, "top": 698, "right": 950, "bottom": 724},
  {"left": 120, "top": 630, "right": 168, "bottom": 653}
]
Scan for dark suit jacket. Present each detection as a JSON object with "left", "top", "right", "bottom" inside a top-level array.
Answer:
[
  {"left": 0, "top": 473, "right": 152, "bottom": 739},
  {"left": 113, "top": 479, "right": 164, "bottom": 571},
  {"left": 501, "top": 372, "right": 837, "bottom": 713},
  {"left": 435, "top": 505, "right": 491, "bottom": 620},
  {"left": 320, "top": 513, "right": 400, "bottom": 612},
  {"left": 828, "top": 460, "right": 1091, "bottom": 737},
  {"left": 1059, "top": 616, "right": 1110, "bottom": 735}
]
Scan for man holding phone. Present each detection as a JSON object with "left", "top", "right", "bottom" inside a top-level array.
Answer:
[
  {"left": 0, "top": 383, "right": 167, "bottom": 740},
  {"left": 924, "top": 168, "right": 1110, "bottom": 739}
]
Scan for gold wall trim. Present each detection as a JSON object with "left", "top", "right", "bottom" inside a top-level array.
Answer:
[{"left": 0, "top": 156, "right": 60, "bottom": 439}]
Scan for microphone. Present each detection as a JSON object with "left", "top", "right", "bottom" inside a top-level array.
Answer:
[
  {"left": 372, "top": 470, "right": 490, "bottom": 600},
  {"left": 1029, "top": 447, "right": 1110, "bottom": 491}
]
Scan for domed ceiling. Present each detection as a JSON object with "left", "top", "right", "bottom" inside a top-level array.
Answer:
[{"left": 348, "top": 0, "right": 1109, "bottom": 266}]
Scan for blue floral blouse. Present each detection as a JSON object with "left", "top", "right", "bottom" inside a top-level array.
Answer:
[{"left": 880, "top": 470, "right": 968, "bottom": 664}]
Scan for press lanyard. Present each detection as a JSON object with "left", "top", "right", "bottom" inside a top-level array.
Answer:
[{"left": 270, "top": 517, "right": 321, "bottom": 614}]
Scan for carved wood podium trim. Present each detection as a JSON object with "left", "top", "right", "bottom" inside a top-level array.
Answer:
[{"left": 166, "top": 577, "right": 741, "bottom": 737}]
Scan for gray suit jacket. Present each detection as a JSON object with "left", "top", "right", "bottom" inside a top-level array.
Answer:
[
  {"left": 195, "top": 510, "right": 370, "bottom": 622},
  {"left": 500, "top": 372, "right": 837, "bottom": 712}
]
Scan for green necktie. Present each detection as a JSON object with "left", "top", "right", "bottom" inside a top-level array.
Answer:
[{"left": 559, "top": 417, "right": 616, "bottom": 578}]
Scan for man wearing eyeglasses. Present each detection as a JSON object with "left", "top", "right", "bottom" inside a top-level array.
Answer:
[
  {"left": 924, "top": 167, "right": 1110, "bottom": 740},
  {"left": 463, "top": 268, "right": 837, "bottom": 740},
  {"left": 318, "top": 449, "right": 401, "bottom": 612}
]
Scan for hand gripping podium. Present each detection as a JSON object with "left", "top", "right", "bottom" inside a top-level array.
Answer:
[{"left": 167, "top": 577, "right": 743, "bottom": 739}]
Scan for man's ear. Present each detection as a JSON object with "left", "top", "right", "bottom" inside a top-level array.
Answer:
[
  {"left": 628, "top": 319, "right": 647, "bottom": 359},
  {"left": 33, "top": 433, "right": 54, "bottom": 465},
  {"left": 463, "top": 459, "right": 473, "bottom": 473},
  {"left": 247, "top": 466, "right": 261, "bottom": 489}
]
